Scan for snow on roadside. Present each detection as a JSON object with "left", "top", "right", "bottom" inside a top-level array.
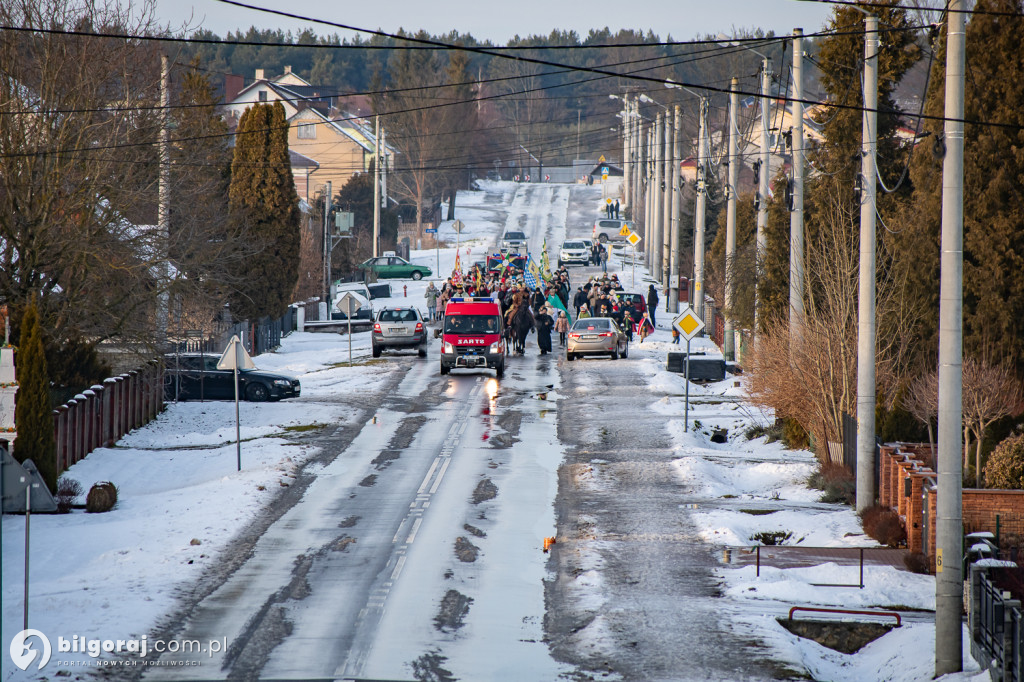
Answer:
[{"left": 1, "top": 332, "right": 400, "bottom": 678}]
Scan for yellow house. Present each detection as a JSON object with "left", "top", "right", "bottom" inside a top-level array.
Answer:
[{"left": 287, "top": 107, "right": 395, "bottom": 204}]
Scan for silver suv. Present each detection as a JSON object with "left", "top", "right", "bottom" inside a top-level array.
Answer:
[
  {"left": 372, "top": 306, "right": 428, "bottom": 358},
  {"left": 500, "top": 230, "right": 528, "bottom": 253},
  {"left": 592, "top": 219, "right": 633, "bottom": 243}
]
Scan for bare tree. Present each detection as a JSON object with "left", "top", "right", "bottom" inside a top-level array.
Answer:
[
  {"left": 905, "top": 368, "right": 939, "bottom": 454},
  {"left": 745, "top": 184, "right": 922, "bottom": 456},
  {"left": 962, "top": 357, "right": 1024, "bottom": 486}
]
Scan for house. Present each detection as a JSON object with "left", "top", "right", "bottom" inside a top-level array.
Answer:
[
  {"left": 286, "top": 106, "right": 395, "bottom": 202},
  {"left": 221, "top": 67, "right": 396, "bottom": 202},
  {"left": 221, "top": 67, "right": 337, "bottom": 125}
]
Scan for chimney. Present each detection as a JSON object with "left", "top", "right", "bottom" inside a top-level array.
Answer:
[
  {"left": 283, "top": 65, "right": 292, "bottom": 75},
  {"left": 255, "top": 68, "right": 265, "bottom": 81},
  {"left": 224, "top": 74, "right": 244, "bottom": 103}
]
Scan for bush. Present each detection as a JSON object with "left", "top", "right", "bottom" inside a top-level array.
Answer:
[
  {"left": 55, "top": 477, "right": 83, "bottom": 514},
  {"left": 808, "top": 461, "right": 856, "bottom": 505},
  {"left": 782, "top": 417, "right": 809, "bottom": 449},
  {"left": 745, "top": 421, "right": 784, "bottom": 443},
  {"left": 750, "top": 530, "right": 793, "bottom": 546},
  {"left": 859, "top": 505, "right": 906, "bottom": 548},
  {"left": 903, "top": 552, "right": 931, "bottom": 574},
  {"left": 984, "top": 433, "right": 1024, "bottom": 489},
  {"left": 85, "top": 481, "right": 118, "bottom": 513}
]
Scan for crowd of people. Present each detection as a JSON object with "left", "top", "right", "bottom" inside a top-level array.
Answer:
[{"left": 424, "top": 259, "right": 656, "bottom": 354}]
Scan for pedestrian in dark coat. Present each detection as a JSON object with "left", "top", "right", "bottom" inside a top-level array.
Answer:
[
  {"left": 535, "top": 307, "right": 555, "bottom": 354},
  {"left": 614, "top": 199, "right": 620, "bottom": 219},
  {"left": 573, "top": 286, "right": 587, "bottom": 317},
  {"left": 647, "top": 284, "right": 659, "bottom": 327}
]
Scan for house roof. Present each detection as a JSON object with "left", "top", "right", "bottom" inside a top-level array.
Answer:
[{"left": 289, "top": 149, "right": 319, "bottom": 169}]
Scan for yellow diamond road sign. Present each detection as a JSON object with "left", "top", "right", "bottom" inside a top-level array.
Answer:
[
  {"left": 627, "top": 231, "right": 642, "bottom": 247},
  {"left": 618, "top": 225, "right": 632, "bottom": 236},
  {"left": 673, "top": 307, "right": 705, "bottom": 341}
]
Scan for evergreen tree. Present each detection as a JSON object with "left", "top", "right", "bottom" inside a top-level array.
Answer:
[
  {"left": 227, "top": 102, "right": 301, "bottom": 320},
  {"left": 961, "top": 0, "right": 1024, "bottom": 372},
  {"left": 13, "top": 300, "right": 57, "bottom": 491},
  {"left": 899, "top": 0, "right": 1024, "bottom": 376}
]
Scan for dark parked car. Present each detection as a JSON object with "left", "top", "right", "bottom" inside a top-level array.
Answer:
[{"left": 164, "top": 354, "right": 300, "bottom": 402}]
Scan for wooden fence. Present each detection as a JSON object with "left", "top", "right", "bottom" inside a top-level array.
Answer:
[{"left": 52, "top": 363, "right": 164, "bottom": 473}]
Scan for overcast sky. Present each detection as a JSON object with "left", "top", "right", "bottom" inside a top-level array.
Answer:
[{"left": 155, "top": 0, "right": 836, "bottom": 43}]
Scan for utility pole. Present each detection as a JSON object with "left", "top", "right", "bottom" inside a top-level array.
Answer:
[
  {"left": 662, "top": 109, "right": 672, "bottom": 289},
  {"left": 724, "top": 77, "right": 739, "bottom": 361},
  {"left": 789, "top": 28, "right": 805, "bottom": 359},
  {"left": 936, "top": 0, "right": 966, "bottom": 675},
  {"left": 645, "top": 124, "right": 654, "bottom": 266},
  {"left": 755, "top": 56, "right": 771, "bottom": 344},
  {"left": 323, "top": 180, "right": 332, "bottom": 301},
  {"left": 856, "top": 14, "right": 879, "bottom": 514},
  {"left": 668, "top": 104, "right": 681, "bottom": 314},
  {"left": 156, "top": 53, "right": 170, "bottom": 350},
  {"left": 632, "top": 100, "right": 641, "bottom": 221},
  {"left": 373, "top": 114, "right": 381, "bottom": 258},
  {"left": 693, "top": 97, "right": 709, "bottom": 323},
  {"left": 653, "top": 112, "right": 664, "bottom": 281},
  {"left": 623, "top": 95, "right": 631, "bottom": 214},
  {"left": 576, "top": 109, "right": 581, "bottom": 161},
  {"left": 380, "top": 126, "right": 388, "bottom": 210}
]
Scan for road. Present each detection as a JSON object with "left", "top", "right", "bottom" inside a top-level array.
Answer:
[{"left": 138, "top": 183, "right": 778, "bottom": 681}]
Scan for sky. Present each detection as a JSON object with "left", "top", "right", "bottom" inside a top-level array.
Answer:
[{"left": 155, "top": 0, "right": 837, "bottom": 43}]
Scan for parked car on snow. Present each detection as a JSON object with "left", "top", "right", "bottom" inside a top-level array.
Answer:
[
  {"left": 566, "top": 317, "right": 629, "bottom": 361},
  {"left": 163, "top": 353, "right": 300, "bottom": 402},
  {"left": 592, "top": 219, "right": 634, "bottom": 243},
  {"left": 358, "top": 255, "right": 432, "bottom": 280},
  {"left": 372, "top": 306, "right": 429, "bottom": 358}
]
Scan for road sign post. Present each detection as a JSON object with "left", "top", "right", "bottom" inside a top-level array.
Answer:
[
  {"left": 337, "top": 293, "right": 363, "bottom": 366},
  {"left": 672, "top": 307, "right": 706, "bottom": 432},
  {"left": 218, "top": 335, "right": 256, "bottom": 471},
  {"left": 626, "top": 230, "right": 642, "bottom": 288}
]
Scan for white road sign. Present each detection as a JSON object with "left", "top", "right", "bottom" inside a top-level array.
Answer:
[{"left": 217, "top": 335, "right": 255, "bottom": 371}]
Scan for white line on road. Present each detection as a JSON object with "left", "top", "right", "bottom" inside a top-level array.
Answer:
[
  {"left": 406, "top": 517, "right": 423, "bottom": 544},
  {"left": 429, "top": 458, "right": 452, "bottom": 495},
  {"left": 391, "top": 554, "right": 407, "bottom": 581},
  {"left": 417, "top": 457, "right": 441, "bottom": 495}
]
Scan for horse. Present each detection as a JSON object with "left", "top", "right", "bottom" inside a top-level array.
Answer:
[{"left": 509, "top": 305, "right": 535, "bottom": 355}]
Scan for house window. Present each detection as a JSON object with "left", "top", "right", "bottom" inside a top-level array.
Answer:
[
  {"left": 258, "top": 91, "right": 267, "bottom": 102},
  {"left": 297, "top": 123, "right": 316, "bottom": 139}
]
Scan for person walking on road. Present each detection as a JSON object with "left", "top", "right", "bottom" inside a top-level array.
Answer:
[
  {"left": 599, "top": 245, "right": 609, "bottom": 273},
  {"left": 614, "top": 199, "right": 620, "bottom": 219},
  {"left": 573, "top": 286, "right": 587, "bottom": 318},
  {"left": 424, "top": 282, "right": 439, "bottom": 322},
  {"left": 535, "top": 306, "right": 555, "bottom": 355},
  {"left": 647, "top": 284, "right": 659, "bottom": 327},
  {"left": 554, "top": 311, "right": 570, "bottom": 346}
]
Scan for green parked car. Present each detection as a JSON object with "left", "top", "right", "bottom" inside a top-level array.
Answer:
[{"left": 358, "top": 255, "right": 433, "bottom": 280}]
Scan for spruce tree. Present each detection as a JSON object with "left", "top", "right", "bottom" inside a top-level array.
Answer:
[
  {"left": 227, "top": 102, "right": 300, "bottom": 321},
  {"left": 14, "top": 300, "right": 57, "bottom": 491}
]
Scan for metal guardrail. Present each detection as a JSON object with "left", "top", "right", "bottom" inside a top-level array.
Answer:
[{"left": 788, "top": 606, "right": 901, "bottom": 626}]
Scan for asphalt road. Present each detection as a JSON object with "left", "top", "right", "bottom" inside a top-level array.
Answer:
[{"left": 131, "top": 183, "right": 786, "bottom": 682}]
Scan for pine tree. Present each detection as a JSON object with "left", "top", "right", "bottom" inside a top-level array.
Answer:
[
  {"left": 227, "top": 102, "right": 301, "bottom": 321},
  {"left": 13, "top": 300, "right": 57, "bottom": 491}
]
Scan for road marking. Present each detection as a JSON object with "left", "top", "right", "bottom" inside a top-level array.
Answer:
[
  {"left": 417, "top": 457, "right": 441, "bottom": 494},
  {"left": 391, "top": 554, "right": 407, "bottom": 580},
  {"left": 429, "top": 458, "right": 451, "bottom": 494},
  {"left": 407, "top": 517, "right": 423, "bottom": 543}
]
